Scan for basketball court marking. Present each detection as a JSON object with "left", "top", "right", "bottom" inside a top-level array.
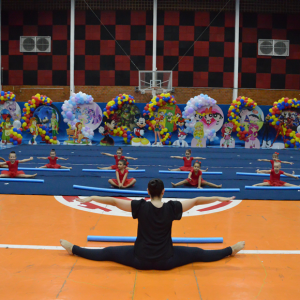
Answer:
[{"left": 1, "top": 244, "right": 300, "bottom": 254}]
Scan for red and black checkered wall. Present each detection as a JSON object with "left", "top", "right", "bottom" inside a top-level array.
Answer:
[{"left": 1, "top": 10, "right": 300, "bottom": 89}]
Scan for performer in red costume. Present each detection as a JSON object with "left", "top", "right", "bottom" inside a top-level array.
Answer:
[
  {"left": 168, "top": 149, "right": 206, "bottom": 172},
  {"left": 171, "top": 161, "right": 222, "bottom": 188},
  {"left": 108, "top": 159, "right": 136, "bottom": 188},
  {"left": 258, "top": 152, "right": 293, "bottom": 167},
  {"left": 0, "top": 151, "right": 37, "bottom": 178},
  {"left": 254, "top": 162, "right": 299, "bottom": 187},
  {"left": 99, "top": 147, "right": 138, "bottom": 170},
  {"left": 37, "top": 149, "right": 72, "bottom": 169}
]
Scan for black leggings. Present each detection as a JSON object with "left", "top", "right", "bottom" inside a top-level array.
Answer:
[{"left": 72, "top": 245, "right": 232, "bottom": 270}]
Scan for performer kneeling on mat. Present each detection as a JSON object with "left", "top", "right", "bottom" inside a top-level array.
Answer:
[
  {"left": 37, "top": 149, "right": 72, "bottom": 169},
  {"left": 0, "top": 151, "right": 37, "bottom": 178},
  {"left": 254, "top": 162, "right": 299, "bottom": 187},
  {"left": 171, "top": 161, "right": 221, "bottom": 188},
  {"left": 108, "top": 159, "right": 136, "bottom": 188},
  {"left": 60, "top": 178, "right": 244, "bottom": 270}
]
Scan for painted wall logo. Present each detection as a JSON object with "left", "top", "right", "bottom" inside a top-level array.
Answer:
[{"left": 54, "top": 196, "right": 242, "bottom": 217}]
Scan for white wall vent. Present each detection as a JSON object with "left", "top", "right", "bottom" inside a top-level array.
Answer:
[
  {"left": 20, "top": 36, "right": 51, "bottom": 53},
  {"left": 258, "top": 39, "right": 289, "bottom": 57}
]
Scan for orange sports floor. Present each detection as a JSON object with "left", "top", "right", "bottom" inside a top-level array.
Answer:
[{"left": 1, "top": 195, "right": 300, "bottom": 300}]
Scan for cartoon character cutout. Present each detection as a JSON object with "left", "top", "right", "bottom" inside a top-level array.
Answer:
[
  {"left": 191, "top": 122, "right": 206, "bottom": 148},
  {"left": 176, "top": 117, "right": 185, "bottom": 133},
  {"left": 220, "top": 123, "right": 235, "bottom": 148},
  {"left": 245, "top": 123, "right": 260, "bottom": 149},
  {"left": 1, "top": 114, "right": 13, "bottom": 144},
  {"left": 173, "top": 131, "right": 189, "bottom": 147},
  {"left": 29, "top": 117, "right": 38, "bottom": 145},
  {"left": 49, "top": 109, "right": 59, "bottom": 137},
  {"left": 99, "top": 116, "right": 116, "bottom": 146},
  {"left": 131, "top": 114, "right": 150, "bottom": 146}
]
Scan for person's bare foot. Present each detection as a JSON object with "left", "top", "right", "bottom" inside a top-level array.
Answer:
[
  {"left": 30, "top": 174, "right": 37, "bottom": 178},
  {"left": 171, "top": 182, "right": 176, "bottom": 187},
  {"left": 231, "top": 241, "right": 245, "bottom": 256},
  {"left": 218, "top": 184, "right": 222, "bottom": 188},
  {"left": 134, "top": 167, "right": 138, "bottom": 170},
  {"left": 69, "top": 167, "right": 72, "bottom": 169},
  {"left": 97, "top": 167, "right": 102, "bottom": 169},
  {"left": 60, "top": 239, "right": 74, "bottom": 255}
]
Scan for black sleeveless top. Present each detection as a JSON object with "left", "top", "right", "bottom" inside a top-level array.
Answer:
[{"left": 131, "top": 199, "right": 183, "bottom": 261}]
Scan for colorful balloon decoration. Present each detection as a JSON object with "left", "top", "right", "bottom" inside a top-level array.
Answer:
[
  {"left": 227, "top": 96, "right": 257, "bottom": 141},
  {"left": 182, "top": 94, "right": 217, "bottom": 141},
  {"left": 61, "top": 92, "right": 95, "bottom": 140},
  {"left": 142, "top": 93, "right": 175, "bottom": 145},
  {"left": 268, "top": 97, "right": 300, "bottom": 148},
  {"left": 102, "top": 94, "right": 136, "bottom": 144},
  {"left": 0, "top": 91, "right": 16, "bottom": 103},
  {"left": 21, "top": 94, "right": 57, "bottom": 144}
]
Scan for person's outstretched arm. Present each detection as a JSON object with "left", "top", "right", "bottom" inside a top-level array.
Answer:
[
  {"left": 170, "top": 156, "right": 183, "bottom": 159},
  {"left": 201, "top": 168, "right": 208, "bottom": 172},
  {"left": 194, "top": 156, "right": 206, "bottom": 160},
  {"left": 37, "top": 157, "right": 48, "bottom": 160},
  {"left": 124, "top": 156, "right": 138, "bottom": 160},
  {"left": 78, "top": 196, "right": 132, "bottom": 212},
  {"left": 257, "top": 159, "right": 270, "bottom": 162},
  {"left": 283, "top": 171, "right": 298, "bottom": 179},
  {"left": 19, "top": 157, "right": 33, "bottom": 163},
  {"left": 180, "top": 196, "right": 235, "bottom": 212},
  {"left": 0, "top": 161, "right": 7, "bottom": 166},
  {"left": 281, "top": 160, "right": 294, "bottom": 165},
  {"left": 57, "top": 157, "right": 68, "bottom": 160},
  {"left": 256, "top": 169, "right": 271, "bottom": 174},
  {"left": 101, "top": 152, "right": 114, "bottom": 157}
]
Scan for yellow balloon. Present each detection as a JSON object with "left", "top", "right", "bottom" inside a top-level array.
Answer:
[
  {"left": 291, "top": 139, "right": 295, "bottom": 143},
  {"left": 50, "top": 139, "right": 53, "bottom": 143},
  {"left": 17, "top": 134, "right": 22, "bottom": 138},
  {"left": 45, "top": 136, "right": 50, "bottom": 140},
  {"left": 23, "top": 122, "right": 27, "bottom": 127}
]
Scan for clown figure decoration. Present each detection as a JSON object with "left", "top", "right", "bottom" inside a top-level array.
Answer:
[{"left": 220, "top": 123, "right": 235, "bottom": 148}]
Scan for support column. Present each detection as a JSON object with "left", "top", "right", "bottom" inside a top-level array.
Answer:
[
  {"left": 0, "top": 0, "right": 2, "bottom": 91},
  {"left": 233, "top": 0, "right": 240, "bottom": 100},
  {"left": 70, "top": 0, "right": 75, "bottom": 95},
  {"left": 152, "top": 0, "right": 157, "bottom": 97}
]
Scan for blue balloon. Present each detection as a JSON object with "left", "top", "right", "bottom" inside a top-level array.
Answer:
[
  {"left": 13, "top": 141, "right": 18, "bottom": 145},
  {"left": 0, "top": 91, "right": 4, "bottom": 96},
  {"left": 276, "top": 121, "right": 280, "bottom": 125},
  {"left": 13, "top": 128, "right": 17, "bottom": 132},
  {"left": 10, "top": 138, "right": 13, "bottom": 142}
]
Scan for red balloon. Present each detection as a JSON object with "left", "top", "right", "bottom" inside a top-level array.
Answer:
[
  {"left": 296, "top": 133, "right": 300, "bottom": 138},
  {"left": 53, "top": 136, "right": 57, "bottom": 140},
  {"left": 13, "top": 136, "right": 17, "bottom": 140},
  {"left": 10, "top": 134, "right": 13, "bottom": 138},
  {"left": 17, "top": 138, "right": 22, "bottom": 143},
  {"left": 19, "top": 128, "right": 22, "bottom": 132},
  {"left": 122, "top": 134, "right": 127, "bottom": 138}
]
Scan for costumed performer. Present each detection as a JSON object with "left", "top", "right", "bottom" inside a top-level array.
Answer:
[
  {"left": 98, "top": 147, "right": 138, "bottom": 170},
  {"left": 171, "top": 161, "right": 222, "bottom": 188},
  {"left": 29, "top": 117, "right": 38, "bottom": 145},
  {"left": 37, "top": 149, "right": 72, "bottom": 169},
  {"left": 0, "top": 151, "right": 37, "bottom": 178},
  {"left": 168, "top": 149, "right": 206, "bottom": 172},
  {"left": 258, "top": 152, "right": 293, "bottom": 166},
  {"left": 254, "top": 162, "right": 299, "bottom": 187},
  {"left": 261, "top": 115, "right": 271, "bottom": 147},
  {"left": 60, "top": 178, "right": 245, "bottom": 270},
  {"left": 108, "top": 159, "right": 136, "bottom": 189}
]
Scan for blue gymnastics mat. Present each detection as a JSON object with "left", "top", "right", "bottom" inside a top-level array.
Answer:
[{"left": 0, "top": 144, "right": 299, "bottom": 200}]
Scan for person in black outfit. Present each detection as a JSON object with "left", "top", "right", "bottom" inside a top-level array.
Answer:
[{"left": 60, "top": 179, "right": 245, "bottom": 270}]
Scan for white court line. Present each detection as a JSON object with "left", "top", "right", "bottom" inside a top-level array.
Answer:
[{"left": 1, "top": 245, "right": 300, "bottom": 254}]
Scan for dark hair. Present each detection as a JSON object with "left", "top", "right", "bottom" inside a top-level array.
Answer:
[
  {"left": 148, "top": 178, "right": 164, "bottom": 198},
  {"left": 9, "top": 151, "right": 16, "bottom": 155},
  {"left": 118, "top": 159, "right": 127, "bottom": 166},
  {"left": 193, "top": 161, "right": 201, "bottom": 167},
  {"left": 50, "top": 149, "right": 56, "bottom": 152},
  {"left": 186, "top": 149, "right": 191, "bottom": 154},
  {"left": 117, "top": 147, "right": 123, "bottom": 153}
]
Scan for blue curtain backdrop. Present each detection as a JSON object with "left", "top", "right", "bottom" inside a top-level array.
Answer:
[{"left": 17, "top": 102, "right": 278, "bottom": 146}]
